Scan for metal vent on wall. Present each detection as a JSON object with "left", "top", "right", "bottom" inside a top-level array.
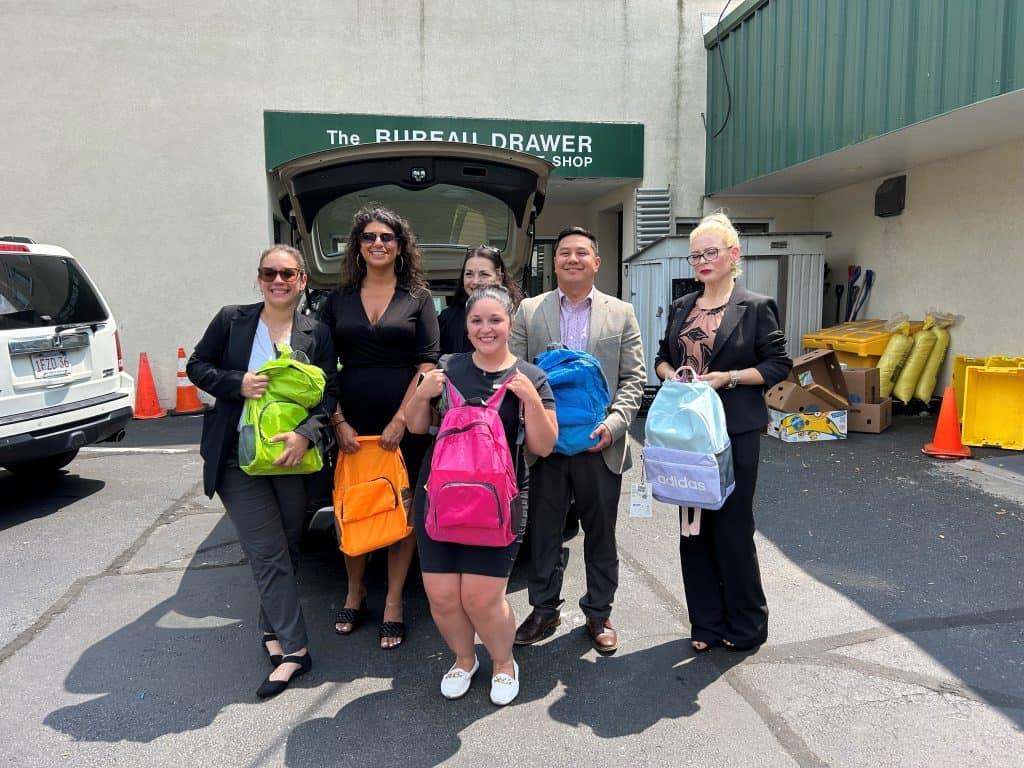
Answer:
[{"left": 635, "top": 187, "right": 671, "bottom": 250}]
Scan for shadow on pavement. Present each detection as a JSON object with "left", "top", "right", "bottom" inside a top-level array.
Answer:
[
  {"left": 0, "top": 470, "right": 105, "bottom": 532},
  {"left": 117, "top": 414, "right": 203, "bottom": 448},
  {"left": 752, "top": 414, "right": 1024, "bottom": 725},
  {"left": 285, "top": 631, "right": 718, "bottom": 767},
  {"left": 43, "top": 516, "right": 267, "bottom": 741}
]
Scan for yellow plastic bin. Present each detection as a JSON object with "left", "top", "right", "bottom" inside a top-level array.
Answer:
[
  {"left": 952, "top": 355, "right": 988, "bottom": 422},
  {"left": 962, "top": 366, "right": 1024, "bottom": 450},
  {"left": 803, "top": 319, "right": 923, "bottom": 370},
  {"left": 952, "top": 355, "right": 1024, "bottom": 422}
]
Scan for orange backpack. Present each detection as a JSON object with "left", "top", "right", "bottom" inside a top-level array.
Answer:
[{"left": 332, "top": 437, "right": 412, "bottom": 556}]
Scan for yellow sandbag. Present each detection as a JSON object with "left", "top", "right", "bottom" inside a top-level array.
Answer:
[
  {"left": 878, "top": 319, "right": 913, "bottom": 398},
  {"left": 893, "top": 328, "right": 937, "bottom": 404},
  {"left": 914, "top": 326, "right": 950, "bottom": 403}
]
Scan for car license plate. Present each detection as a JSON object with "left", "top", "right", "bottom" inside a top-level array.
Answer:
[{"left": 31, "top": 350, "right": 71, "bottom": 378}]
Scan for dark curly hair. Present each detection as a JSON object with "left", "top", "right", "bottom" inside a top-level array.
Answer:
[
  {"left": 339, "top": 205, "right": 428, "bottom": 292},
  {"left": 452, "top": 246, "right": 523, "bottom": 308}
]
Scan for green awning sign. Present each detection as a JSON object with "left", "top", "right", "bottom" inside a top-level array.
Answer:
[{"left": 264, "top": 111, "right": 643, "bottom": 178}]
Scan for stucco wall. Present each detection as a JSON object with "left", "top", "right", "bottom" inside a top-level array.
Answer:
[
  {"left": 811, "top": 138, "right": 1024, "bottom": 390},
  {"left": 2, "top": 0, "right": 721, "bottom": 404},
  {"left": 701, "top": 196, "right": 816, "bottom": 232}
]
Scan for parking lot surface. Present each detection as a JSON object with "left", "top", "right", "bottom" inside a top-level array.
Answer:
[{"left": 2, "top": 413, "right": 1022, "bottom": 767}]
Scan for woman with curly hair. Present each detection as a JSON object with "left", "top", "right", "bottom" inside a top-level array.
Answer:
[{"left": 320, "top": 205, "right": 440, "bottom": 649}]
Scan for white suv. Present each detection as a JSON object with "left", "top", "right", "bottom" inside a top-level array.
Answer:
[{"left": 0, "top": 238, "right": 134, "bottom": 475}]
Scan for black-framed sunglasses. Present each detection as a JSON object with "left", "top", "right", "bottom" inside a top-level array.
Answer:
[
  {"left": 359, "top": 232, "right": 400, "bottom": 245},
  {"left": 257, "top": 267, "right": 304, "bottom": 283},
  {"left": 686, "top": 247, "right": 724, "bottom": 265}
]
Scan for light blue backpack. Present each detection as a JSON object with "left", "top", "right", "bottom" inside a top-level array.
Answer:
[{"left": 642, "top": 368, "right": 735, "bottom": 511}]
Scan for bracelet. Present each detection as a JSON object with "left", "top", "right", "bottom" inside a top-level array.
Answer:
[
  {"left": 727, "top": 370, "right": 741, "bottom": 389},
  {"left": 330, "top": 416, "right": 346, "bottom": 426}
]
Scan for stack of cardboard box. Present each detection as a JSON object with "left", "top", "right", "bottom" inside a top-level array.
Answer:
[
  {"left": 766, "top": 350, "right": 849, "bottom": 442},
  {"left": 764, "top": 349, "right": 893, "bottom": 442},
  {"left": 843, "top": 367, "right": 893, "bottom": 433}
]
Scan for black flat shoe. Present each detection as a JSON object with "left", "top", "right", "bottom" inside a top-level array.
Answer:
[
  {"left": 256, "top": 653, "right": 312, "bottom": 699},
  {"left": 334, "top": 599, "right": 368, "bottom": 635},
  {"left": 262, "top": 633, "right": 283, "bottom": 666}
]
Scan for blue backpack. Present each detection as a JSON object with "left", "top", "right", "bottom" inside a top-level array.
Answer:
[{"left": 534, "top": 346, "right": 611, "bottom": 455}]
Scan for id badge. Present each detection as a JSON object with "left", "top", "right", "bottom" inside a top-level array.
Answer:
[{"left": 629, "top": 481, "right": 652, "bottom": 518}]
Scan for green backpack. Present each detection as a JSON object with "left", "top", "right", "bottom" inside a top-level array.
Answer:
[{"left": 239, "top": 345, "right": 327, "bottom": 476}]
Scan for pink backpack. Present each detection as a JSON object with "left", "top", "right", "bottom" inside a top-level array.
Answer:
[{"left": 425, "top": 376, "right": 519, "bottom": 547}]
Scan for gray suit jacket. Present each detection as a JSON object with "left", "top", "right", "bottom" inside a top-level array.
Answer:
[{"left": 511, "top": 288, "right": 646, "bottom": 474}]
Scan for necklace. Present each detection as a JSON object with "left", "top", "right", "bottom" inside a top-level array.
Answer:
[
  {"left": 472, "top": 352, "right": 515, "bottom": 373},
  {"left": 260, "top": 312, "right": 292, "bottom": 345}
]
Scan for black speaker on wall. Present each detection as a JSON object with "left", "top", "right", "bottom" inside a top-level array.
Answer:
[{"left": 875, "top": 175, "right": 906, "bottom": 217}]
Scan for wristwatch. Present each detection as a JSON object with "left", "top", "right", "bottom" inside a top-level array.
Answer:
[{"left": 727, "top": 370, "right": 741, "bottom": 389}]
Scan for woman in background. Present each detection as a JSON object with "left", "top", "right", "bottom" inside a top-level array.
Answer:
[{"left": 438, "top": 246, "right": 522, "bottom": 354}]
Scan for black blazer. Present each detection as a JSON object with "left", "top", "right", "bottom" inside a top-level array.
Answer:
[
  {"left": 654, "top": 285, "right": 792, "bottom": 435},
  {"left": 186, "top": 303, "right": 337, "bottom": 498}
]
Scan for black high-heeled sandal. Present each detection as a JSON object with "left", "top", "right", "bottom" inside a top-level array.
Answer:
[
  {"left": 334, "top": 599, "right": 368, "bottom": 635},
  {"left": 256, "top": 652, "right": 312, "bottom": 699},
  {"left": 262, "top": 633, "right": 283, "bottom": 666}
]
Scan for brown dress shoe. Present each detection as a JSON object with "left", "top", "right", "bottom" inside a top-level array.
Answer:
[
  {"left": 586, "top": 617, "right": 618, "bottom": 654},
  {"left": 514, "top": 610, "right": 561, "bottom": 645}
]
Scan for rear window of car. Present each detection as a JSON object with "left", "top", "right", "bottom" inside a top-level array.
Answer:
[
  {"left": 312, "top": 184, "right": 513, "bottom": 258},
  {"left": 0, "top": 252, "right": 108, "bottom": 330}
]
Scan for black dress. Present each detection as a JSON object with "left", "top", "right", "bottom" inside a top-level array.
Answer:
[
  {"left": 414, "top": 353, "right": 555, "bottom": 578},
  {"left": 320, "top": 284, "right": 440, "bottom": 492},
  {"left": 437, "top": 302, "right": 470, "bottom": 354}
]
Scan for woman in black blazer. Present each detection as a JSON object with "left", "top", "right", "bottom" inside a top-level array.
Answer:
[
  {"left": 187, "top": 244, "right": 336, "bottom": 698},
  {"left": 654, "top": 212, "right": 791, "bottom": 652}
]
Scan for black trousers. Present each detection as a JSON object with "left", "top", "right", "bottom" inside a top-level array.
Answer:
[
  {"left": 526, "top": 451, "right": 621, "bottom": 619},
  {"left": 679, "top": 428, "right": 768, "bottom": 648},
  {"left": 217, "top": 455, "right": 309, "bottom": 652}
]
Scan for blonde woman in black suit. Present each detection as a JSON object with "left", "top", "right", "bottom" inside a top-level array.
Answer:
[{"left": 654, "top": 212, "right": 791, "bottom": 653}]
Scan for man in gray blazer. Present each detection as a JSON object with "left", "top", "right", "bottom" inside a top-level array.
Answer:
[{"left": 510, "top": 226, "right": 645, "bottom": 654}]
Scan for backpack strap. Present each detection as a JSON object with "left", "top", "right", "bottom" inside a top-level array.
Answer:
[
  {"left": 484, "top": 368, "right": 526, "bottom": 448},
  {"left": 442, "top": 378, "right": 466, "bottom": 410},
  {"left": 437, "top": 355, "right": 467, "bottom": 415}
]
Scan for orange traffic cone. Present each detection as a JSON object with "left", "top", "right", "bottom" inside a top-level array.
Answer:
[
  {"left": 133, "top": 352, "right": 167, "bottom": 419},
  {"left": 922, "top": 386, "right": 970, "bottom": 459},
  {"left": 171, "top": 347, "right": 205, "bottom": 415}
]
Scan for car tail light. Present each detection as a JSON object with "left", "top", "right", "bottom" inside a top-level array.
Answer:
[
  {"left": 0, "top": 243, "right": 30, "bottom": 252},
  {"left": 114, "top": 330, "right": 124, "bottom": 372}
]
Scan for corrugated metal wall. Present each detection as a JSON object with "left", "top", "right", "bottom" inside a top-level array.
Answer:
[{"left": 705, "top": 0, "right": 1024, "bottom": 194}]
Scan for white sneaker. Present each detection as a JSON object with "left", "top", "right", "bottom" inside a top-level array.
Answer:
[
  {"left": 489, "top": 660, "right": 520, "bottom": 706},
  {"left": 440, "top": 656, "right": 479, "bottom": 700}
]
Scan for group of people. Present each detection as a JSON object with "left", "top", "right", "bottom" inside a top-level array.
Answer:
[{"left": 187, "top": 206, "right": 791, "bottom": 706}]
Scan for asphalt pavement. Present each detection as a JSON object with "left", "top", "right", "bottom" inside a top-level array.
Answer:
[{"left": 1, "top": 411, "right": 1022, "bottom": 767}]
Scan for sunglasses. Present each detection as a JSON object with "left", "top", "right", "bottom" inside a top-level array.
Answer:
[
  {"left": 257, "top": 267, "right": 303, "bottom": 282},
  {"left": 359, "top": 232, "right": 400, "bottom": 245}
]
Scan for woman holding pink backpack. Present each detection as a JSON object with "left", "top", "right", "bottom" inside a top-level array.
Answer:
[{"left": 406, "top": 285, "right": 558, "bottom": 706}]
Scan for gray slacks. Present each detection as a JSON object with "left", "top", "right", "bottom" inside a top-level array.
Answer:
[{"left": 216, "top": 454, "right": 309, "bottom": 651}]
